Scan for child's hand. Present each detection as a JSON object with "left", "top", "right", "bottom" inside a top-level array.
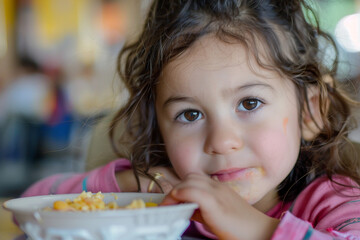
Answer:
[
  {"left": 161, "top": 173, "right": 279, "bottom": 240},
  {"left": 116, "top": 168, "right": 181, "bottom": 193},
  {"left": 145, "top": 167, "right": 181, "bottom": 193}
]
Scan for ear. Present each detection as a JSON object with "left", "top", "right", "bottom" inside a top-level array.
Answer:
[{"left": 301, "top": 86, "right": 324, "bottom": 141}]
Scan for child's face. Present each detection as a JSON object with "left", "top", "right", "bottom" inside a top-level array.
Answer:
[{"left": 155, "top": 35, "right": 302, "bottom": 210}]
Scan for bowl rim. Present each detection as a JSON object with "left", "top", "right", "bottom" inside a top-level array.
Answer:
[{"left": 3, "top": 192, "right": 199, "bottom": 215}]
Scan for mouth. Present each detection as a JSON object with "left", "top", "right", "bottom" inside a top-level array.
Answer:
[{"left": 211, "top": 168, "right": 259, "bottom": 182}]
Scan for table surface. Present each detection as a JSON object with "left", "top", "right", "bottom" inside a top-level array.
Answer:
[{"left": 0, "top": 198, "right": 24, "bottom": 240}]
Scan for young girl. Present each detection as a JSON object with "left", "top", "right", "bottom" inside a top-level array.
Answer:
[{"left": 22, "top": 0, "right": 360, "bottom": 239}]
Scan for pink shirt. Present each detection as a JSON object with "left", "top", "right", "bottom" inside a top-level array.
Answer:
[
  {"left": 22, "top": 159, "right": 360, "bottom": 239},
  {"left": 269, "top": 175, "right": 360, "bottom": 240}
]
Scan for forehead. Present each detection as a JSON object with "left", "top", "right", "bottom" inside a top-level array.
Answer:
[
  {"left": 166, "top": 35, "right": 250, "bottom": 73},
  {"left": 157, "top": 35, "right": 293, "bottom": 95}
]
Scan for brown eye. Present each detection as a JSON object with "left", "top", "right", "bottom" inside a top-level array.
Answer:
[
  {"left": 177, "top": 110, "right": 202, "bottom": 122},
  {"left": 184, "top": 111, "right": 200, "bottom": 121},
  {"left": 238, "top": 99, "right": 261, "bottom": 111}
]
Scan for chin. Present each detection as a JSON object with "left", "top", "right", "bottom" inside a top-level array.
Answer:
[{"left": 224, "top": 181, "right": 263, "bottom": 204}]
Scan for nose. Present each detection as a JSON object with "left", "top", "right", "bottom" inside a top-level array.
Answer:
[{"left": 204, "top": 121, "right": 243, "bottom": 155}]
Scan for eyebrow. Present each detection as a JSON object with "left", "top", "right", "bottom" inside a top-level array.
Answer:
[{"left": 162, "top": 83, "right": 274, "bottom": 108}]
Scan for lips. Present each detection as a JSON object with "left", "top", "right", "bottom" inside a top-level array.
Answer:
[{"left": 211, "top": 168, "right": 255, "bottom": 182}]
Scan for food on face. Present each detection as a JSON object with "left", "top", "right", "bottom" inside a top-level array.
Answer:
[
  {"left": 48, "top": 191, "right": 158, "bottom": 211},
  {"left": 211, "top": 167, "right": 265, "bottom": 204}
]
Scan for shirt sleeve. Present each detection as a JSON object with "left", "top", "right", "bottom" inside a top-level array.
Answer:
[
  {"left": 21, "top": 159, "right": 131, "bottom": 197},
  {"left": 271, "top": 211, "right": 360, "bottom": 240},
  {"left": 272, "top": 175, "right": 360, "bottom": 240}
]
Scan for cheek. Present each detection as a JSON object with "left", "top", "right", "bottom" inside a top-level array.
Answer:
[
  {"left": 166, "top": 138, "right": 199, "bottom": 179},
  {"left": 254, "top": 126, "right": 300, "bottom": 174},
  {"left": 258, "top": 132, "right": 287, "bottom": 159}
]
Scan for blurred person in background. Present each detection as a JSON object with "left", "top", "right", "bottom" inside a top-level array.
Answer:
[
  {"left": 0, "top": 57, "right": 74, "bottom": 196},
  {"left": 0, "top": 57, "right": 51, "bottom": 163},
  {"left": 0, "top": 57, "right": 51, "bottom": 125},
  {"left": 0, "top": 56, "right": 51, "bottom": 195}
]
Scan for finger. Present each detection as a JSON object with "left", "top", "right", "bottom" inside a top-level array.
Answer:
[
  {"left": 173, "top": 174, "right": 219, "bottom": 194},
  {"left": 160, "top": 185, "right": 202, "bottom": 206},
  {"left": 160, "top": 192, "right": 182, "bottom": 206},
  {"left": 148, "top": 167, "right": 182, "bottom": 193},
  {"left": 171, "top": 185, "right": 215, "bottom": 210},
  {"left": 160, "top": 173, "right": 220, "bottom": 208}
]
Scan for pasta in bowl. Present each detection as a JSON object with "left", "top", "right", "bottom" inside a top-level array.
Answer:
[
  {"left": 3, "top": 192, "right": 198, "bottom": 240},
  {"left": 47, "top": 191, "right": 159, "bottom": 211}
]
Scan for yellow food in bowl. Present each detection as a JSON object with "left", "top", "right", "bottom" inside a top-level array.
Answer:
[{"left": 50, "top": 191, "right": 158, "bottom": 211}]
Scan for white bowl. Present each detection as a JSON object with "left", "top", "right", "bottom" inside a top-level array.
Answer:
[{"left": 3, "top": 192, "right": 198, "bottom": 240}]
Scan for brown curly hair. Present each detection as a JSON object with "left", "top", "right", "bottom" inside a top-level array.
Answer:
[{"left": 110, "top": 0, "right": 360, "bottom": 201}]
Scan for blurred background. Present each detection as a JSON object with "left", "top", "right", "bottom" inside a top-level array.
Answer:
[{"left": 0, "top": 0, "right": 360, "bottom": 198}]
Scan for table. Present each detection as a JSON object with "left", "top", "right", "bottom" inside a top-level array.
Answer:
[{"left": 0, "top": 198, "right": 24, "bottom": 240}]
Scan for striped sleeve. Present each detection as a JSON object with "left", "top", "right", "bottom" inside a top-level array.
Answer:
[
  {"left": 271, "top": 212, "right": 336, "bottom": 240},
  {"left": 271, "top": 175, "right": 360, "bottom": 240}
]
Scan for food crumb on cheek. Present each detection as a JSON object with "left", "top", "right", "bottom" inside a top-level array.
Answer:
[{"left": 283, "top": 117, "right": 289, "bottom": 135}]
